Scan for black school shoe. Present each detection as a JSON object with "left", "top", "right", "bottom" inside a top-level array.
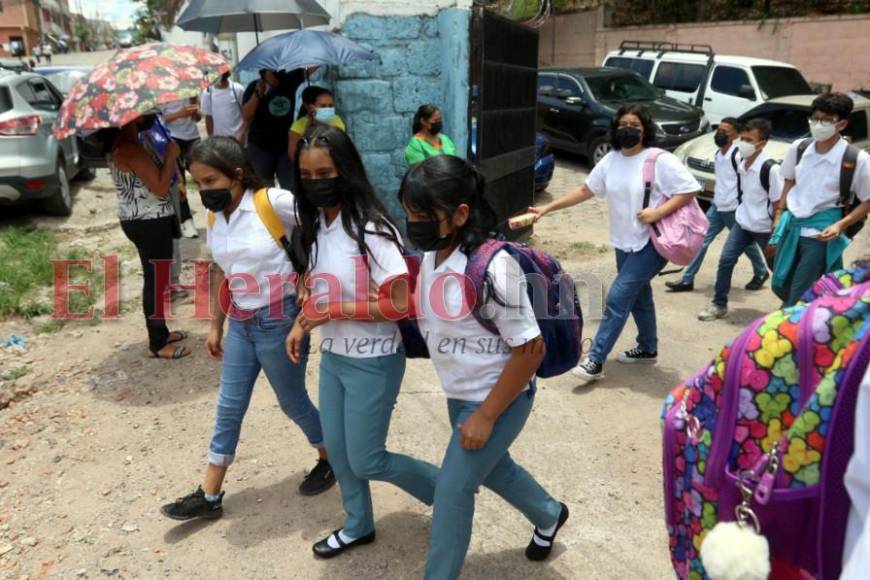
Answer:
[
  {"left": 160, "top": 486, "right": 224, "bottom": 521},
  {"left": 525, "top": 503, "right": 570, "bottom": 561},
  {"left": 298, "top": 459, "right": 336, "bottom": 496},
  {"left": 745, "top": 272, "right": 770, "bottom": 291},
  {"left": 665, "top": 280, "right": 694, "bottom": 292},
  {"left": 312, "top": 529, "right": 376, "bottom": 559}
]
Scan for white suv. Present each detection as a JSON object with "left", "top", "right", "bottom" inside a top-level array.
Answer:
[{"left": 603, "top": 41, "right": 814, "bottom": 124}]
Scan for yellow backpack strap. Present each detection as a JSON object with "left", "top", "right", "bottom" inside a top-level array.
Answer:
[
  {"left": 252, "top": 188, "right": 294, "bottom": 260},
  {"left": 207, "top": 211, "right": 216, "bottom": 229}
]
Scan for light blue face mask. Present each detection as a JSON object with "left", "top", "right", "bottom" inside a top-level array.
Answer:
[{"left": 314, "top": 107, "right": 336, "bottom": 123}]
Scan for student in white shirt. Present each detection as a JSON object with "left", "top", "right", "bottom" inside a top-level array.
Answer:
[
  {"left": 160, "top": 137, "right": 335, "bottom": 523},
  {"left": 284, "top": 125, "right": 439, "bottom": 559},
  {"left": 530, "top": 104, "right": 700, "bottom": 381},
  {"left": 400, "top": 155, "right": 568, "bottom": 579},
  {"left": 201, "top": 71, "right": 246, "bottom": 141},
  {"left": 161, "top": 97, "right": 201, "bottom": 239},
  {"left": 772, "top": 92, "right": 870, "bottom": 305},
  {"left": 666, "top": 117, "right": 768, "bottom": 293},
  {"left": 699, "top": 118, "right": 781, "bottom": 321}
]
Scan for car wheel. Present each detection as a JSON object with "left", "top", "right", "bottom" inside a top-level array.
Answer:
[
  {"left": 43, "top": 161, "right": 72, "bottom": 216},
  {"left": 76, "top": 165, "right": 96, "bottom": 181},
  {"left": 589, "top": 136, "right": 612, "bottom": 166}
]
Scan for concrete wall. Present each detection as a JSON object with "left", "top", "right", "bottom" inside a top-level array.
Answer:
[{"left": 540, "top": 8, "right": 870, "bottom": 92}]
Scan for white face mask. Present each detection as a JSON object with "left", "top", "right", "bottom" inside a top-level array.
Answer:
[
  {"left": 808, "top": 119, "right": 838, "bottom": 142},
  {"left": 735, "top": 139, "right": 757, "bottom": 159}
]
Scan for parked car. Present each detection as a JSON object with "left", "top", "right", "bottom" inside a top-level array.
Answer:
[
  {"left": 0, "top": 72, "right": 91, "bottom": 216},
  {"left": 538, "top": 67, "right": 708, "bottom": 165},
  {"left": 117, "top": 32, "right": 134, "bottom": 49},
  {"left": 0, "top": 58, "right": 32, "bottom": 74},
  {"left": 673, "top": 93, "right": 870, "bottom": 204},
  {"left": 469, "top": 124, "right": 556, "bottom": 193},
  {"left": 603, "top": 41, "right": 814, "bottom": 124},
  {"left": 34, "top": 65, "right": 91, "bottom": 96}
]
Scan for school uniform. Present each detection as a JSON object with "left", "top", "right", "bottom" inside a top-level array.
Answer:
[
  {"left": 679, "top": 143, "right": 767, "bottom": 285},
  {"left": 205, "top": 188, "right": 323, "bottom": 466},
  {"left": 774, "top": 137, "right": 870, "bottom": 305},
  {"left": 711, "top": 151, "right": 782, "bottom": 308},
  {"left": 308, "top": 213, "right": 439, "bottom": 539},
  {"left": 417, "top": 247, "right": 562, "bottom": 580},
  {"left": 584, "top": 149, "right": 700, "bottom": 363}
]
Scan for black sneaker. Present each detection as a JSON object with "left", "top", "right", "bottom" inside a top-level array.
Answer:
[
  {"left": 745, "top": 272, "right": 770, "bottom": 291},
  {"left": 571, "top": 359, "right": 604, "bottom": 381},
  {"left": 160, "top": 486, "right": 223, "bottom": 521},
  {"left": 298, "top": 459, "right": 336, "bottom": 496},
  {"left": 617, "top": 346, "right": 658, "bottom": 364},
  {"left": 665, "top": 280, "right": 694, "bottom": 292}
]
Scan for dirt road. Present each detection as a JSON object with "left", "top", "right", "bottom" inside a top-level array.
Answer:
[{"left": 1, "top": 156, "right": 867, "bottom": 579}]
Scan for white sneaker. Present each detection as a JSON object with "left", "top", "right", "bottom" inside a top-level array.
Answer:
[
  {"left": 698, "top": 303, "right": 727, "bottom": 321},
  {"left": 181, "top": 219, "right": 198, "bottom": 238}
]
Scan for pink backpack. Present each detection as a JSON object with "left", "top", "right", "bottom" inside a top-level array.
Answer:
[{"left": 642, "top": 148, "right": 708, "bottom": 266}]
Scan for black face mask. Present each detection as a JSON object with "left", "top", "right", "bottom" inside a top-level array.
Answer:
[
  {"left": 200, "top": 188, "right": 232, "bottom": 212},
  {"left": 615, "top": 126, "right": 642, "bottom": 149},
  {"left": 407, "top": 220, "right": 452, "bottom": 252},
  {"left": 429, "top": 121, "right": 443, "bottom": 135},
  {"left": 713, "top": 131, "right": 729, "bottom": 147},
  {"left": 301, "top": 177, "right": 342, "bottom": 208}
]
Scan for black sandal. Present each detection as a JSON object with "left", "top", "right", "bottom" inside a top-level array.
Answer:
[
  {"left": 151, "top": 345, "right": 191, "bottom": 360},
  {"left": 166, "top": 330, "right": 188, "bottom": 344}
]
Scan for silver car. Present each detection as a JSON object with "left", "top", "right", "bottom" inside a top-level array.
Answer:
[{"left": 0, "top": 70, "right": 90, "bottom": 216}]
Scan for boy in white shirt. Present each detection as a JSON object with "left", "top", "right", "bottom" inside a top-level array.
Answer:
[
  {"left": 201, "top": 71, "right": 246, "bottom": 142},
  {"left": 699, "top": 118, "right": 780, "bottom": 320}
]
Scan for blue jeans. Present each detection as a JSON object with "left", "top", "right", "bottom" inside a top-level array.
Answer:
[
  {"left": 424, "top": 392, "right": 561, "bottom": 580},
  {"left": 682, "top": 205, "right": 767, "bottom": 284},
  {"left": 319, "top": 351, "right": 439, "bottom": 538},
  {"left": 207, "top": 297, "right": 323, "bottom": 466},
  {"left": 589, "top": 241, "right": 668, "bottom": 363},
  {"left": 713, "top": 226, "right": 772, "bottom": 307}
]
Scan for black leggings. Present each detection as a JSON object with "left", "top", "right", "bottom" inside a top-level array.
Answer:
[{"left": 121, "top": 217, "right": 175, "bottom": 353}]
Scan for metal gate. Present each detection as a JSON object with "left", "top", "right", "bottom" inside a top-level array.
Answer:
[{"left": 469, "top": 5, "right": 539, "bottom": 239}]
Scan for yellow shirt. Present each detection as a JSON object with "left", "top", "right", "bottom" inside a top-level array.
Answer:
[{"left": 290, "top": 115, "right": 346, "bottom": 135}]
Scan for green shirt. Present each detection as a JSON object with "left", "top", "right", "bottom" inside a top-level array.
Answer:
[{"left": 404, "top": 134, "right": 457, "bottom": 165}]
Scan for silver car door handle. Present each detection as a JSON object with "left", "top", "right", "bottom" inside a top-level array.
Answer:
[{"left": 549, "top": 108, "right": 560, "bottom": 114}]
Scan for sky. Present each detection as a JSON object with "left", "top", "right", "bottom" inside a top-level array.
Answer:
[{"left": 73, "top": 0, "right": 138, "bottom": 30}]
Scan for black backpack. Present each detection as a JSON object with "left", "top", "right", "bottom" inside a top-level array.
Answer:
[{"left": 794, "top": 138, "right": 864, "bottom": 238}]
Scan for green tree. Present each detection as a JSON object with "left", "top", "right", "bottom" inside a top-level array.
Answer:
[{"left": 132, "top": 0, "right": 185, "bottom": 41}]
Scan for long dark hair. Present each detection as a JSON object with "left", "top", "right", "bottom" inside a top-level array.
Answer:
[
  {"left": 292, "top": 125, "right": 401, "bottom": 274},
  {"left": 610, "top": 103, "right": 657, "bottom": 149},
  {"left": 412, "top": 104, "right": 439, "bottom": 134},
  {"left": 188, "top": 136, "right": 267, "bottom": 191},
  {"left": 297, "top": 85, "right": 332, "bottom": 120}
]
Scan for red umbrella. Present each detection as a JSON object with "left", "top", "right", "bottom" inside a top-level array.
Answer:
[{"left": 54, "top": 42, "right": 229, "bottom": 139}]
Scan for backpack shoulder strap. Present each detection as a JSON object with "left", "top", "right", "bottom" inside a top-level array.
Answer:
[
  {"left": 465, "top": 240, "right": 509, "bottom": 335},
  {"left": 642, "top": 148, "right": 666, "bottom": 208},
  {"left": 252, "top": 188, "right": 294, "bottom": 259},
  {"left": 731, "top": 147, "right": 744, "bottom": 205},
  {"left": 760, "top": 158, "right": 778, "bottom": 193},
  {"left": 795, "top": 137, "right": 813, "bottom": 165},
  {"left": 840, "top": 144, "right": 860, "bottom": 206},
  {"left": 207, "top": 211, "right": 216, "bottom": 229}
]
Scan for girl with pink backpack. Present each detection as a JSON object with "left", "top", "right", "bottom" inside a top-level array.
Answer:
[{"left": 530, "top": 104, "right": 704, "bottom": 381}]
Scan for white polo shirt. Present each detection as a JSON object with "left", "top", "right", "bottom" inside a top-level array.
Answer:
[
  {"left": 416, "top": 248, "right": 541, "bottom": 403},
  {"left": 200, "top": 83, "right": 245, "bottom": 138},
  {"left": 206, "top": 188, "right": 298, "bottom": 310},
  {"left": 735, "top": 151, "right": 783, "bottom": 234},
  {"left": 585, "top": 149, "right": 701, "bottom": 253},
  {"left": 713, "top": 143, "right": 741, "bottom": 212},
  {"left": 780, "top": 137, "right": 870, "bottom": 236},
  {"left": 309, "top": 214, "right": 406, "bottom": 359},
  {"left": 843, "top": 363, "right": 870, "bottom": 578}
]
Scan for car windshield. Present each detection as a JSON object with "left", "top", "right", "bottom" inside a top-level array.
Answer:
[
  {"left": 745, "top": 107, "right": 810, "bottom": 142},
  {"left": 584, "top": 74, "right": 659, "bottom": 103},
  {"left": 44, "top": 70, "right": 87, "bottom": 96},
  {"left": 752, "top": 66, "right": 813, "bottom": 100}
]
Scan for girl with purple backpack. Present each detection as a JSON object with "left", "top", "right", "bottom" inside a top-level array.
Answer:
[
  {"left": 529, "top": 104, "right": 701, "bottom": 381},
  {"left": 400, "top": 155, "right": 569, "bottom": 579}
]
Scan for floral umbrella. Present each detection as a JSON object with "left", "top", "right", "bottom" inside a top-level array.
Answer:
[{"left": 54, "top": 43, "right": 229, "bottom": 139}]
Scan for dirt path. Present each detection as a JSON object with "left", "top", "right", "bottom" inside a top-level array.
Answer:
[{"left": 1, "top": 161, "right": 867, "bottom": 579}]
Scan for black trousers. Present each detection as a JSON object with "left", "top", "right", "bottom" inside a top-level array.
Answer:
[{"left": 121, "top": 216, "right": 175, "bottom": 353}]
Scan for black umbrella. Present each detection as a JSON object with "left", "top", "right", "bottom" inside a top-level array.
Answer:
[{"left": 176, "top": 0, "right": 331, "bottom": 44}]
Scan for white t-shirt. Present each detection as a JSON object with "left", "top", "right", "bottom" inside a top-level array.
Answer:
[
  {"left": 735, "top": 151, "right": 783, "bottom": 234},
  {"left": 206, "top": 188, "right": 298, "bottom": 310},
  {"left": 843, "top": 363, "right": 870, "bottom": 578},
  {"left": 713, "top": 143, "right": 741, "bottom": 212},
  {"left": 201, "top": 83, "right": 245, "bottom": 138},
  {"left": 780, "top": 137, "right": 870, "bottom": 236},
  {"left": 161, "top": 99, "right": 200, "bottom": 141},
  {"left": 585, "top": 149, "right": 701, "bottom": 252},
  {"left": 309, "top": 215, "right": 407, "bottom": 358},
  {"left": 416, "top": 248, "right": 541, "bottom": 403}
]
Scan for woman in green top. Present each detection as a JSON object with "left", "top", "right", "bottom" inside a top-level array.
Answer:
[
  {"left": 404, "top": 104, "right": 457, "bottom": 165},
  {"left": 288, "top": 86, "right": 346, "bottom": 162}
]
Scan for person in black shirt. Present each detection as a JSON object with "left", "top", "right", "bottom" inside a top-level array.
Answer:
[{"left": 242, "top": 68, "right": 313, "bottom": 188}]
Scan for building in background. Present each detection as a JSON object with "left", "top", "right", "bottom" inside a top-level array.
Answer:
[{"left": 0, "top": 0, "right": 41, "bottom": 58}]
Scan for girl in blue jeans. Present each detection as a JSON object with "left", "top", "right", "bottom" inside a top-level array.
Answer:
[
  {"left": 160, "top": 137, "right": 335, "bottom": 522},
  {"left": 400, "top": 155, "right": 568, "bottom": 579},
  {"left": 530, "top": 104, "right": 701, "bottom": 381},
  {"left": 285, "top": 125, "right": 439, "bottom": 558}
]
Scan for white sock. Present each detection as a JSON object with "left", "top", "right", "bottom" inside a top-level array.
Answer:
[
  {"left": 326, "top": 529, "right": 358, "bottom": 549},
  {"left": 533, "top": 519, "right": 559, "bottom": 547}
]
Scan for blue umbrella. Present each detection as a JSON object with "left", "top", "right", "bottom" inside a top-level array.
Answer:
[{"left": 237, "top": 30, "right": 379, "bottom": 72}]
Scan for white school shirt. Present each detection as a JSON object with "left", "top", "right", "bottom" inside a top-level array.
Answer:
[
  {"left": 416, "top": 247, "right": 541, "bottom": 403},
  {"left": 200, "top": 83, "right": 245, "bottom": 138},
  {"left": 780, "top": 137, "right": 870, "bottom": 237},
  {"left": 206, "top": 188, "right": 298, "bottom": 310},
  {"left": 309, "top": 215, "right": 407, "bottom": 358},
  {"left": 713, "top": 143, "right": 741, "bottom": 212},
  {"left": 161, "top": 99, "right": 200, "bottom": 141},
  {"left": 843, "top": 363, "right": 870, "bottom": 578},
  {"left": 735, "top": 151, "right": 783, "bottom": 234},
  {"left": 585, "top": 149, "right": 701, "bottom": 253}
]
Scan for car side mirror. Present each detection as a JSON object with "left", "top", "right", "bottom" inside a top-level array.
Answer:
[
  {"left": 738, "top": 84, "right": 756, "bottom": 101},
  {"left": 565, "top": 96, "right": 584, "bottom": 107}
]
